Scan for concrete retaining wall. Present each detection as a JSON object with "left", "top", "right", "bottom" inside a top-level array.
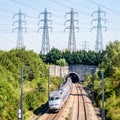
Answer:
[{"left": 49, "top": 64, "right": 97, "bottom": 80}]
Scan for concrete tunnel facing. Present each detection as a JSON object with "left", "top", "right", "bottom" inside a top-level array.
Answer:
[{"left": 65, "top": 72, "right": 81, "bottom": 83}]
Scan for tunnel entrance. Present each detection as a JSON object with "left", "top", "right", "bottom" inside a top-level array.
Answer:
[{"left": 65, "top": 72, "right": 80, "bottom": 83}]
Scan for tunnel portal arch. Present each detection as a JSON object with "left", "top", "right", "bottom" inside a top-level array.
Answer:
[{"left": 65, "top": 72, "right": 81, "bottom": 83}]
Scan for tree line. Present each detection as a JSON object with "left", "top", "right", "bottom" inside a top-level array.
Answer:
[{"left": 40, "top": 48, "right": 106, "bottom": 66}]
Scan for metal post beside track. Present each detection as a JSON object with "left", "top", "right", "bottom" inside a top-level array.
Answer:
[{"left": 101, "top": 71, "right": 105, "bottom": 120}]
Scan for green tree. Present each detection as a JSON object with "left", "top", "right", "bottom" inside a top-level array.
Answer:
[
  {"left": 62, "top": 50, "right": 72, "bottom": 64},
  {"left": 92, "top": 40, "right": 120, "bottom": 120},
  {"left": 45, "top": 48, "right": 62, "bottom": 64},
  {"left": 0, "top": 48, "right": 48, "bottom": 119},
  {"left": 56, "top": 58, "right": 68, "bottom": 66},
  {"left": 102, "top": 40, "right": 120, "bottom": 77}
]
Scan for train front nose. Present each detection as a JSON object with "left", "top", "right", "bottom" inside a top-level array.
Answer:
[{"left": 49, "top": 100, "right": 61, "bottom": 110}]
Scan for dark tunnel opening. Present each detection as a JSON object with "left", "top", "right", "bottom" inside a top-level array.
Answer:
[{"left": 66, "top": 72, "right": 80, "bottom": 83}]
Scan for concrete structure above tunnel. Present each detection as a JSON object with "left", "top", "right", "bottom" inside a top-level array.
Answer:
[{"left": 49, "top": 64, "right": 97, "bottom": 81}]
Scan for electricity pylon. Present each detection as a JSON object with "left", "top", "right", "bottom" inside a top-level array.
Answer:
[
  {"left": 38, "top": 8, "right": 52, "bottom": 54},
  {"left": 64, "top": 8, "right": 79, "bottom": 52},
  {"left": 91, "top": 6, "right": 107, "bottom": 52},
  {"left": 82, "top": 40, "right": 89, "bottom": 51},
  {"left": 13, "top": 9, "right": 27, "bottom": 49}
]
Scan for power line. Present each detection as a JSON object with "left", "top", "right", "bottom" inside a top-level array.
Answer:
[
  {"left": 9, "top": 0, "right": 40, "bottom": 11},
  {"left": 87, "top": 0, "right": 120, "bottom": 16},
  {"left": 49, "top": 0, "right": 90, "bottom": 17}
]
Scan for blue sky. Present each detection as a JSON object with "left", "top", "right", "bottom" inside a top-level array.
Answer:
[{"left": 0, "top": 0, "right": 120, "bottom": 53}]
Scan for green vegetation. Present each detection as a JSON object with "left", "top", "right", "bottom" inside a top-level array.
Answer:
[
  {"left": 40, "top": 47, "right": 105, "bottom": 65},
  {"left": 1, "top": 40, "right": 120, "bottom": 120},
  {"left": 0, "top": 48, "right": 61, "bottom": 120},
  {"left": 56, "top": 58, "right": 68, "bottom": 66},
  {"left": 84, "top": 40, "right": 120, "bottom": 120}
]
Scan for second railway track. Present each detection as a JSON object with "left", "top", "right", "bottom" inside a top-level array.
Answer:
[{"left": 71, "top": 83, "right": 88, "bottom": 120}]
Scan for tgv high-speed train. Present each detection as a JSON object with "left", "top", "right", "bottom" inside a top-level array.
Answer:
[{"left": 48, "top": 78, "right": 72, "bottom": 111}]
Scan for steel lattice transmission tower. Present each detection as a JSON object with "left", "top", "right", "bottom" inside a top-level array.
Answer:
[
  {"left": 13, "top": 9, "right": 27, "bottom": 49},
  {"left": 38, "top": 8, "right": 52, "bottom": 54},
  {"left": 64, "top": 8, "right": 79, "bottom": 52},
  {"left": 82, "top": 40, "right": 89, "bottom": 51},
  {"left": 91, "top": 6, "right": 107, "bottom": 52}
]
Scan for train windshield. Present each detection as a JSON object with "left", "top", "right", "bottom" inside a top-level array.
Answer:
[
  {"left": 49, "top": 96, "right": 59, "bottom": 100},
  {"left": 55, "top": 97, "right": 59, "bottom": 100},
  {"left": 49, "top": 97, "right": 54, "bottom": 101}
]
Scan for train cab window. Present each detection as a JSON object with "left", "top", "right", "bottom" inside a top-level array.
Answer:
[
  {"left": 55, "top": 97, "right": 59, "bottom": 100},
  {"left": 50, "top": 97, "right": 54, "bottom": 100}
]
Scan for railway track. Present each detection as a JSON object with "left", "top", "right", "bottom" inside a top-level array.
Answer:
[
  {"left": 72, "top": 83, "right": 100, "bottom": 120},
  {"left": 78, "top": 84, "right": 87, "bottom": 120},
  {"left": 71, "top": 83, "right": 88, "bottom": 120},
  {"left": 30, "top": 83, "right": 99, "bottom": 120},
  {"left": 75, "top": 83, "right": 80, "bottom": 120},
  {"left": 43, "top": 108, "right": 68, "bottom": 120}
]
